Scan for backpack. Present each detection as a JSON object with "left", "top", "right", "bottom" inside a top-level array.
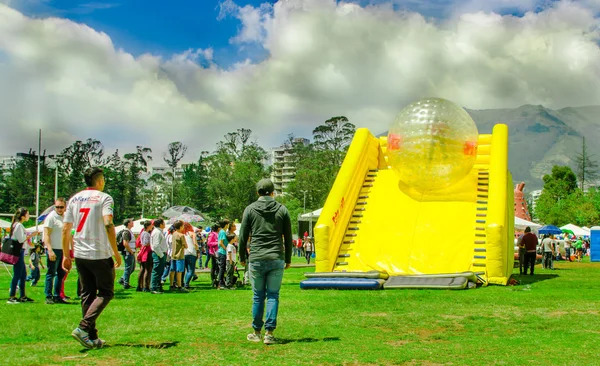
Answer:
[{"left": 116, "top": 229, "right": 126, "bottom": 252}]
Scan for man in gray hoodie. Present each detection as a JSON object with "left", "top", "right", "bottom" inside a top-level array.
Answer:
[{"left": 239, "top": 178, "right": 293, "bottom": 345}]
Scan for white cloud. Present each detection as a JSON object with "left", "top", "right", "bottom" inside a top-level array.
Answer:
[{"left": 0, "top": 1, "right": 599, "bottom": 162}]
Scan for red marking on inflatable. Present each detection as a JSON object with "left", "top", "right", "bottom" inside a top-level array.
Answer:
[
  {"left": 463, "top": 141, "right": 477, "bottom": 156},
  {"left": 388, "top": 133, "right": 402, "bottom": 151}
]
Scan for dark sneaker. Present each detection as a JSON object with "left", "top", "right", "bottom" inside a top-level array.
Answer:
[
  {"left": 71, "top": 328, "right": 94, "bottom": 349},
  {"left": 54, "top": 297, "right": 70, "bottom": 304},
  {"left": 123, "top": 284, "right": 131, "bottom": 289},
  {"left": 18, "top": 297, "right": 35, "bottom": 303},
  {"left": 92, "top": 338, "right": 105, "bottom": 348},
  {"left": 6, "top": 297, "right": 19, "bottom": 305},
  {"left": 118, "top": 278, "right": 124, "bottom": 285},
  {"left": 45, "top": 297, "right": 55, "bottom": 305}
]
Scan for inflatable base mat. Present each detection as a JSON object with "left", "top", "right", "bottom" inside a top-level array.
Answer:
[
  {"left": 300, "top": 278, "right": 385, "bottom": 290},
  {"left": 384, "top": 276, "right": 468, "bottom": 289},
  {"left": 304, "top": 271, "right": 388, "bottom": 279}
]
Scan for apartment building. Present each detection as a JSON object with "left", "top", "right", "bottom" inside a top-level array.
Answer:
[{"left": 270, "top": 138, "right": 309, "bottom": 195}]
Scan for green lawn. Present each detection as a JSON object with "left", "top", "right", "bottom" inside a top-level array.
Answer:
[{"left": 1, "top": 255, "right": 599, "bottom": 366}]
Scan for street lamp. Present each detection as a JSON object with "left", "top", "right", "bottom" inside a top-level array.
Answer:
[{"left": 301, "top": 190, "right": 308, "bottom": 214}]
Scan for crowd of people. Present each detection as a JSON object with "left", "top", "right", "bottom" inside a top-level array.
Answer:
[
  {"left": 2, "top": 168, "right": 296, "bottom": 346},
  {"left": 516, "top": 226, "right": 591, "bottom": 275}
]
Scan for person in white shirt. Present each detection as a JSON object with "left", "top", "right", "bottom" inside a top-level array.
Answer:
[
  {"left": 150, "top": 219, "right": 168, "bottom": 294},
  {"left": 7, "top": 207, "right": 39, "bottom": 304},
  {"left": 62, "top": 167, "right": 121, "bottom": 349},
  {"left": 226, "top": 224, "right": 238, "bottom": 289},
  {"left": 183, "top": 223, "right": 199, "bottom": 289},
  {"left": 43, "top": 198, "right": 67, "bottom": 304}
]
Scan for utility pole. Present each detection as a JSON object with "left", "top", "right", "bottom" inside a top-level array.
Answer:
[{"left": 301, "top": 190, "right": 308, "bottom": 214}]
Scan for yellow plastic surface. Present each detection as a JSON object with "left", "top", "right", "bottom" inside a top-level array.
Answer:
[{"left": 314, "top": 125, "right": 513, "bottom": 286}]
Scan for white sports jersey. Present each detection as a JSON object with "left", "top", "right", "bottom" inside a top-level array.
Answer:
[{"left": 64, "top": 188, "right": 114, "bottom": 260}]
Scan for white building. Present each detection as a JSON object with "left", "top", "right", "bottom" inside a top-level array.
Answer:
[
  {"left": 529, "top": 189, "right": 543, "bottom": 218},
  {"left": 270, "top": 138, "right": 309, "bottom": 195}
]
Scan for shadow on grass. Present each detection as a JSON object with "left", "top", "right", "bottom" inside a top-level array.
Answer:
[
  {"left": 517, "top": 273, "right": 559, "bottom": 285},
  {"left": 276, "top": 337, "right": 340, "bottom": 345},
  {"left": 80, "top": 341, "right": 179, "bottom": 352}
]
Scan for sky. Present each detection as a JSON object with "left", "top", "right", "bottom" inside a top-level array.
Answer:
[{"left": 1, "top": 0, "right": 599, "bottom": 165}]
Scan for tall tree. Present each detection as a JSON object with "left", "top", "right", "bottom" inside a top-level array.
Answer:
[
  {"left": 205, "top": 129, "right": 268, "bottom": 220},
  {"left": 56, "top": 139, "right": 106, "bottom": 194},
  {"left": 163, "top": 142, "right": 188, "bottom": 206},
  {"left": 312, "top": 116, "right": 356, "bottom": 167},
  {"left": 573, "top": 136, "right": 599, "bottom": 190},
  {"left": 534, "top": 165, "right": 578, "bottom": 224}
]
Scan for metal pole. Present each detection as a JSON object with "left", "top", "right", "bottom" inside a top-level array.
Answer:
[
  {"left": 35, "top": 129, "right": 41, "bottom": 232},
  {"left": 54, "top": 165, "right": 58, "bottom": 201}
]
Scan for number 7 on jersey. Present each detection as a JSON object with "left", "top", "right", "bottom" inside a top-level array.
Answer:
[{"left": 76, "top": 208, "right": 91, "bottom": 233}]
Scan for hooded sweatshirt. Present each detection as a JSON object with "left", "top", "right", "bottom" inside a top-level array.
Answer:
[{"left": 238, "top": 195, "right": 293, "bottom": 263}]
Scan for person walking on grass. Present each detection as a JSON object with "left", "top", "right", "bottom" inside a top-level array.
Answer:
[
  {"left": 26, "top": 244, "right": 45, "bottom": 286},
  {"left": 216, "top": 219, "right": 230, "bottom": 289},
  {"left": 7, "top": 208, "right": 39, "bottom": 304},
  {"left": 150, "top": 219, "right": 167, "bottom": 294},
  {"left": 43, "top": 198, "right": 67, "bottom": 304},
  {"left": 62, "top": 167, "right": 122, "bottom": 349},
  {"left": 303, "top": 237, "right": 314, "bottom": 264},
  {"left": 239, "top": 178, "right": 293, "bottom": 345},
  {"left": 117, "top": 219, "right": 135, "bottom": 289},
  {"left": 520, "top": 227, "right": 538, "bottom": 275},
  {"left": 170, "top": 220, "right": 188, "bottom": 292}
]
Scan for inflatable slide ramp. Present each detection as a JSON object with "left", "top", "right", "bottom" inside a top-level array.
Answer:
[{"left": 310, "top": 125, "right": 513, "bottom": 289}]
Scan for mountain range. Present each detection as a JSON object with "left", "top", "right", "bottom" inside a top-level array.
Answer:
[
  {"left": 378, "top": 104, "right": 600, "bottom": 192},
  {"left": 467, "top": 104, "right": 600, "bottom": 191}
]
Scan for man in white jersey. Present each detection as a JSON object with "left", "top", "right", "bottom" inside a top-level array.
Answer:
[{"left": 62, "top": 167, "right": 122, "bottom": 349}]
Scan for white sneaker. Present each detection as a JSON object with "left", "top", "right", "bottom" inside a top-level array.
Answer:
[
  {"left": 263, "top": 334, "right": 276, "bottom": 345},
  {"left": 247, "top": 333, "right": 261, "bottom": 342},
  {"left": 71, "top": 328, "right": 94, "bottom": 349}
]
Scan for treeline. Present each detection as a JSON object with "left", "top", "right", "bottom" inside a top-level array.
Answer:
[
  {"left": 534, "top": 166, "right": 600, "bottom": 226},
  {"left": 0, "top": 117, "right": 355, "bottom": 231}
]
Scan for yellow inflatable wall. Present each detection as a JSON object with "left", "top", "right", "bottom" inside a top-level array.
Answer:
[{"left": 314, "top": 125, "right": 513, "bottom": 286}]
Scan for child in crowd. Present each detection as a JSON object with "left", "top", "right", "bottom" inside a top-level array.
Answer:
[
  {"left": 26, "top": 244, "right": 45, "bottom": 286},
  {"left": 226, "top": 229, "right": 238, "bottom": 289}
]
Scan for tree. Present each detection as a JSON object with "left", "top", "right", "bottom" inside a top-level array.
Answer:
[
  {"left": 573, "top": 136, "right": 599, "bottom": 191},
  {"left": 534, "top": 165, "right": 579, "bottom": 224},
  {"left": 205, "top": 129, "right": 268, "bottom": 220},
  {"left": 163, "top": 142, "right": 188, "bottom": 206},
  {"left": 56, "top": 139, "right": 106, "bottom": 194},
  {"left": 312, "top": 116, "right": 356, "bottom": 168},
  {"left": 180, "top": 152, "right": 210, "bottom": 213}
]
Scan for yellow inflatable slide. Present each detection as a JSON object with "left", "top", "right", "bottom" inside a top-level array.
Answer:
[{"left": 312, "top": 124, "right": 514, "bottom": 288}]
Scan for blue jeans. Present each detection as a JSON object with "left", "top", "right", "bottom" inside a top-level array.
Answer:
[
  {"left": 151, "top": 253, "right": 166, "bottom": 291},
  {"left": 44, "top": 249, "right": 65, "bottom": 299},
  {"left": 249, "top": 259, "right": 285, "bottom": 332},
  {"left": 120, "top": 251, "right": 136, "bottom": 285},
  {"left": 27, "top": 266, "right": 41, "bottom": 285},
  {"left": 10, "top": 249, "right": 27, "bottom": 298},
  {"left": 184, "top": 255, "right": 197, "bottom": 286}
]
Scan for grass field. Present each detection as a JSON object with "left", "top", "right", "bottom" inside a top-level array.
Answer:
[{"left": 1, "top": 254, "right": 599, "bottom": 366}]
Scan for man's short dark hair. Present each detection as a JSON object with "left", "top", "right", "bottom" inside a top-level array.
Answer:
[
  {"left": 153, "top": 218, "right": 164, "bottom": 227},
  {"left": 173, "top": 220, "right": 184, "bottom": 230},
  {"left": 219, "top": 219, "right": 230, "bottom": 229},
  {"left": 84, "top": 167, "right": 104, "bottom": 187},
  {"left": 525, "top": 227, "right": 531, "bottom": 233},
  {"left": 123, "top": 218, "right": 133, "bottom": 227}
]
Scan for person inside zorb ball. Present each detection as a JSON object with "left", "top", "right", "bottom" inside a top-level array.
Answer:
[{"left": 387, "top": 98, "right": 479, "bottom": 192}]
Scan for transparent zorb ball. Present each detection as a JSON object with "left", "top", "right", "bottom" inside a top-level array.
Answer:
[{"left": 387, "top": 98, "right": 478, "bottom": 192}]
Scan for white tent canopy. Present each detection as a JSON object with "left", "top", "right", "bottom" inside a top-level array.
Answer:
[
  {"left": 114, "top": 218, "right": 154, "bottom": 235},
  {"left": 0, "top": 219, "right": 12, "bottom": 229},
  {"left": 300, "top": 208, "right": 322, "bottom": 219},
  {"left": 560, "top": 224, "right": 590, "bottom": 237},
  {"left": 514, "top": 217, "right": 542, "bottom": 231}
]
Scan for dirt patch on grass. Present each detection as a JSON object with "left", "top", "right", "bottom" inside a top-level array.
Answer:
[
  {"left": 386, "top": 340, "right": 411, "bottom": 347},
  {"left": 361, "top": 312, "right": 389, "bottom": 317},
  {"left": 549, "top": 309, "right": 599, "bottom": 317},
  {"left": 440, "top": 314, "right": 465, "bottom": 320}
]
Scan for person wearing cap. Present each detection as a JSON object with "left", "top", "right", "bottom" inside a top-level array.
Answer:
[{"left": 239, "top": 178, "right": 293, "bottom": 345}]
